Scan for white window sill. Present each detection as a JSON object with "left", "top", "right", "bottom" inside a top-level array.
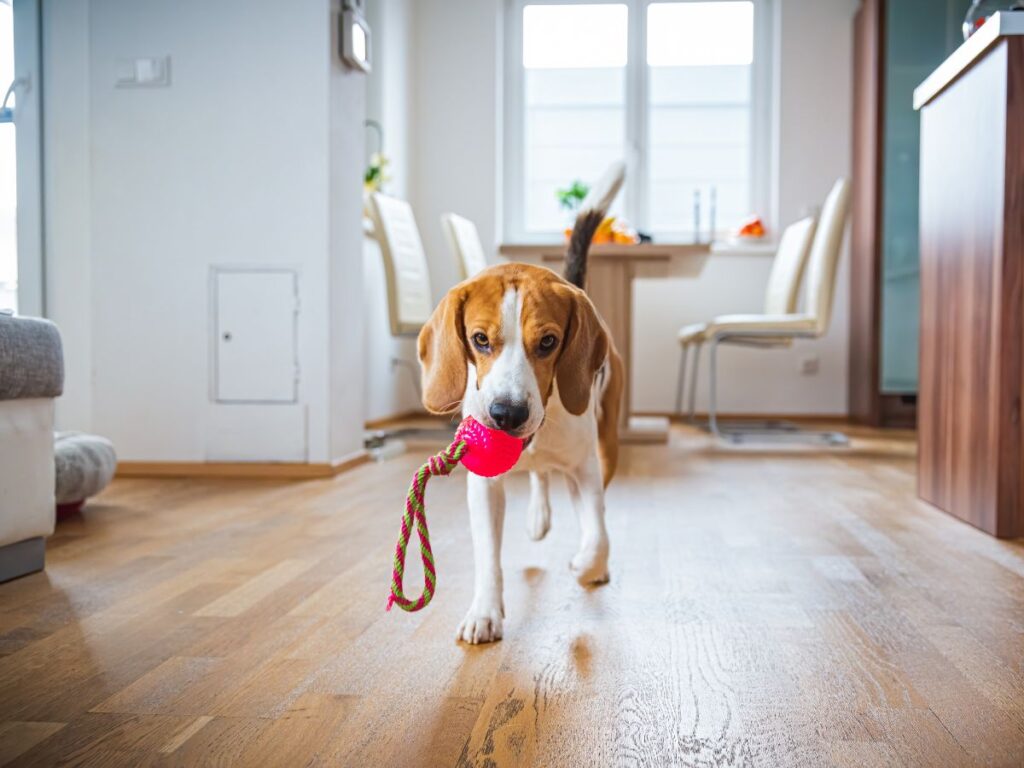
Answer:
[{"left": 709, "top": 239, "right": 776, "bottom": 256}]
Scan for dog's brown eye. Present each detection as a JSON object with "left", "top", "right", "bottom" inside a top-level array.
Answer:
[
  {"left": 539, "top": 335, "right": 558, "bottom": 353},
  {"left": 472, "top": 332, "right": 490, "bottom": 351}
]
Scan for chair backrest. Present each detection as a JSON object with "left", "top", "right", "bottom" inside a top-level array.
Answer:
[
  {"left": 803, "top": 178, "right": 851, "bottom": 335},
  {"left": 366, "top": 193, "right": 434, "bottom": 336},
  {"left": 763, "top": 216, "right": 816, "bottom": 315},
  {"left": 441, "top": 212, "right": 489, "bottom": 281}
]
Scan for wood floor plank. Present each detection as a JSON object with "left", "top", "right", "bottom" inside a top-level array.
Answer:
[
  {"left": 157, "top": 715, "right": 213, "bottom": 755},
  {"left": 7, "top": 713, "right": 194, "bottom": 768},
  {"left": 860, "top": 707, "right": 978, "bottom": 767},
  {"left": 143, "top": 716, "right": 267, "bottom": 767},
  {"left": 924, "top": 624, "right": 1024, "bottom": 716},
  {"left": 819, "top": 610, "right": 929, "bottom": 711},
  {"left": 0, "top": 425, "right": 1022, "bottom": 766},
  {"left": 90, "top": 657, "right": 223, "bottom": 716},
  {"left": 230, "top": 693, "right": 357, "bottom": 767},
  {"left": 0, "top": 722, "right": 65, "bottom": 767},
  {"left": 829, "top": 740, "right": 902, "bottom": 768},
  {"left": 192, "top": 559, "right": 317, "bottom": 618}
]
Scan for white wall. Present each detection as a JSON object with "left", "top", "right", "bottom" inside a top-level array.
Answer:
[
  {"left": 328, "top": 0, "right": 370, "bottom": 461},
  {"left": 44, "top": 0, "right": 367, "bottom": 462},
  {"left": 42, "top": 0, "right": 92, "bottom": 432},
  {"left": 366, "top": 0, "right": 414, "bottom": 203},
  {"left": 362, "top": 0, "right": 421, "bottom": 422},
  {"left": 44, "top": 0, "right": 857, "bottom": 445},
  {"left": 397, "top": 0, "right": 857, "bottom": 416},
  {"left": 360, "top": 0, "right": 505, "bottom": 422},
  {"left": 410, "top": 0, "right": 504, "bottom": 301},
  {"left": 360, "top": 0, "right": 505, "bottom": 421}
]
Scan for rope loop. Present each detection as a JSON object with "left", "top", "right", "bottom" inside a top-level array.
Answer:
[{"left": 386, "top": 438, "right": 467, "bottom": 612}]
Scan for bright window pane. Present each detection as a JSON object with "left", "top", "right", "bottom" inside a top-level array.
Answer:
[
  {"left": 646, "top": 2, "right": 754, "bottom": 236},
  {"left": 0, "top": 1, "right": 17, "bottom": 312},
  {"left": 647, "top": 2, "right": 753, "bottom": 66},
  {"left": 523, "top": 4, "right": 628, "bottom": 69},
  {"left": 522, "top": 4, "right": 627, "bottom": 233}
]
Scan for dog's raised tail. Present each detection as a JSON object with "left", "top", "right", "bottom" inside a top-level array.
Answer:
[
  {"left": 564, "top": 208, "right": 605, "bottom": 289},
  {"left": 563, "top": 161, "right": 625, "bottom": 290}
]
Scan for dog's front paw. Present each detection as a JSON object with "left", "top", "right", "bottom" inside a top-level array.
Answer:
[
  {"left": 571, "top": 548, "right": 610, "bottom": 586},
  {"left": 457, "top": 603, "right": 504, "bottom": 645}
]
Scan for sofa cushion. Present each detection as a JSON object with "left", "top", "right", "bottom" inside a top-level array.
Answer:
[{"left": 0, "top": 314, "right": 64, "bottom": 400}]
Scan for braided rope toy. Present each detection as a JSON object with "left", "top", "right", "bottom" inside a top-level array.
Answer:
[{"left": 386, "top": 417, "right": 524, "bottom": 613}]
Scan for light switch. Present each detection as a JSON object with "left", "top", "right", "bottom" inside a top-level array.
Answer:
[{"left": 115, "top": 56, "right": 171, "bottom": 88}]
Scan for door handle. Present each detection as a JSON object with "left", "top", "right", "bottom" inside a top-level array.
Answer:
[{"left": 1, "top": 76, "right": 30, "bottom": 124}]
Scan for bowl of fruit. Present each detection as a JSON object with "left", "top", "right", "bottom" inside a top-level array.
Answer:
[
  {"left": 730, "top": 216, "right": 767, "bottom": 243},
  {"left": 563, "top": 215, "right": 639, "bottom": 245}
]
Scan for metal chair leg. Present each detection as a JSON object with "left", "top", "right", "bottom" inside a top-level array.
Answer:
[
  {"left": 687, "top": 342, "right": 702, "bottom": 424},
  {"left": 674, "top": 344, "right": 688, "bottom": 416},
  {"left": 704, "top": 332, "right": 848, "bottom": 446},
  {"left": 708, "top": 337, "right": 726, "bottom": 440}
]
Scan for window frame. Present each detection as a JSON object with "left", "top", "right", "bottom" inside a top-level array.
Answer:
[
  {"left": 5, "top": 0, "right": 44, "bottom": 315},
  {"left": 503, "top": 0, "right": 775, "bottom": 244}
]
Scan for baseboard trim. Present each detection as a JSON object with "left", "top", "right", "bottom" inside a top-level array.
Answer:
[
  {"left": 633, "top": 411, "right": 852, "bottom": 424},
  {"left": 330, "top": 449, "right": 372, "bottom": 476},
  {"left": 0, "top": 537, "right": 45, "bottom": 583},
  {"left": 116, "top": 451, "right": 371, "bottom": 480},
  {"left": 364, "top": 409, "right": 430, "bottom": 430}
]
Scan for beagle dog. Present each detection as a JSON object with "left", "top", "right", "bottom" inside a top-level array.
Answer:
[{"left": 418, "top": 209, "right": 623, "bottom": 644}]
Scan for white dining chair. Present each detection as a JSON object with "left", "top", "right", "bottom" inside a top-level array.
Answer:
[
  {"left": 441, "top": 212, "right": 489, "bottom": 280},
  {"left": 679, "top": 178, "right": 851, "bottom": 444},
  {"left": 365, "top": 193, "right": 452, "bottom": 450},
  {"left": 676, "top": 215, "right": 817, "bottom": 416},
  {"left": 366, "top": 192, "right": 435, "bottom": 337}
]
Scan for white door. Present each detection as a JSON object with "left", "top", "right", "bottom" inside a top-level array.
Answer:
[{"left": 214, "top": 269, "right": 299, "bottom": 403}]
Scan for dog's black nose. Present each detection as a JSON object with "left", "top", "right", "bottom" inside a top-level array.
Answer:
[{"left": 489, "top": 401, "right": 530, "bottom": 432}]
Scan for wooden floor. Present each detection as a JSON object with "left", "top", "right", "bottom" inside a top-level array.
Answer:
[{"left": 2, "top": 426, "right": 1024, "bottom": 767}]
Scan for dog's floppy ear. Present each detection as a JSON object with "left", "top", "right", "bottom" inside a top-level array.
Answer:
[
  {"left": 418, "top": 287, "right": 468, "bottom": 414},
  {"left": 556, "top": 286, "right": 609, "bottom": 416}
]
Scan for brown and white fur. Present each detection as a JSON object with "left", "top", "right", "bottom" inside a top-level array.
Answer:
[{"left": 417, "top": 209, "right": 623, "bottom": 644}]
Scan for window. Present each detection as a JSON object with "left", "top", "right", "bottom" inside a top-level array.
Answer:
[
  {"left": 519, "top": 4, "right": 629, "bottom": 233},
  {"left": 505, "top": 0, "right": 772, "bottom": 242},
  {"left": 0, "top": 0, "right": 16, "bottom": 311}
]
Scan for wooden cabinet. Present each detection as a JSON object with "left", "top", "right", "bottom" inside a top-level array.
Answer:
[{"left": 915, "top": 13, "right": 1024, "bottom": 538}]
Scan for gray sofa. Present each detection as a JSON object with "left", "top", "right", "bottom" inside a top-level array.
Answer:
[{"left": 0, "top": 311, "right": 64, "bottom": 582}]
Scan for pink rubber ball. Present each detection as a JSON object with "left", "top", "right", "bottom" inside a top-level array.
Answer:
[{"left": 454, "top": 417, "right": 525, "bottom": 477}]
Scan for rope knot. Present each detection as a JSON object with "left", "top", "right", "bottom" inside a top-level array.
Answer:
[{"left": 429, "top": 443, "right": 466, "bottom": 477}]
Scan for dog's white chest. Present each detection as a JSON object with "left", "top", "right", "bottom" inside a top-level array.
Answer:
[{"left": 517, "top": 393, "right": 598, "bottom": 474}]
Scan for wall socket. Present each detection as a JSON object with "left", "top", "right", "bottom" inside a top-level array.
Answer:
[
  {"left": 115, "top": 56, "right": 172, "bottom": 88},
  {"left": 800, "top": 355, "right": 820, "bottom": 375}
]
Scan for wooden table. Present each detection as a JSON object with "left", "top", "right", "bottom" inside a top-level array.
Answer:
[
  {"left": 914, "top": 12, "right": 1024, "bottom": 538},
  {"left": 499, "top": 242, "right": 712, "bottom": 443}
]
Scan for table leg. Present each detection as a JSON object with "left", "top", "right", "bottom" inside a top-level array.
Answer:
[{"left": 585, "top": 261, "right": 669, "bottom": 444}]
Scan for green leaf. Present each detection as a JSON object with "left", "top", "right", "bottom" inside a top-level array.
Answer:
[{"left": 556, "top": 179, "right": 590, "bottom": 212}]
